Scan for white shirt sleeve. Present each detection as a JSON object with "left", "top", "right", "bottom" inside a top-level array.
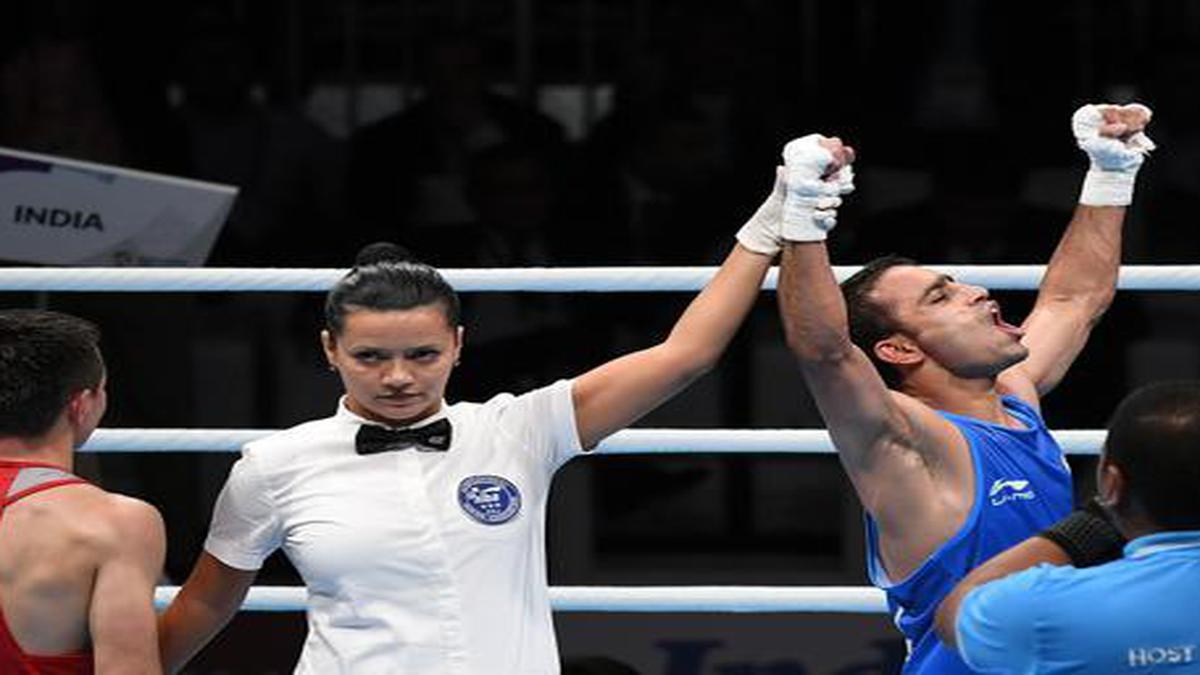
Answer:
[
  {"left": 499, "top": 379, "right": 583, "bottom": 469},
  {"left": 204, "top": 449, "right": 283, "bottom": 571}
]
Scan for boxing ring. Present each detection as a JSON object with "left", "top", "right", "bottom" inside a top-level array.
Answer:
[{"left": 2, "top": 263, "right": 1193, "bottom": 615}]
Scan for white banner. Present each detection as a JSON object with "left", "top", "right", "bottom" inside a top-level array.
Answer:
[{"left": 0, "top": 147, "right": 237, "bottom": 266}]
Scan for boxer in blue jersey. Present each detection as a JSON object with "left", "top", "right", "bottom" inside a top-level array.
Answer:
[
  {"left": 934, "top": 381, "right": 1200, "bottom": 674},
  {"left": 773, "top": 103, "right": 1156, "bottom": 674}
]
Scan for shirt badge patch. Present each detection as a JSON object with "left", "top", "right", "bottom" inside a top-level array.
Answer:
[{"left": 458, "top": 475, "right": 522, "bottom": 525}]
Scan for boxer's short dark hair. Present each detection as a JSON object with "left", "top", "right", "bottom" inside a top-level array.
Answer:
[
  {"left": 0, "top": 310, "right": 104, "bottom": 437},
  {"left": 840, "top": 255, "right": 916, "bottom": 389}
]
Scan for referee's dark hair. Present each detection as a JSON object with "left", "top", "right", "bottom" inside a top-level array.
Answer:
[
  {"left": 1104, "top": 380, "right": 1200, "bottom": 530},
  {"left": 325, "top": 242, "right": 461, "bottom": 335},
  {"left": 0, "top": 309, "right": 104, "bottom": 438}
]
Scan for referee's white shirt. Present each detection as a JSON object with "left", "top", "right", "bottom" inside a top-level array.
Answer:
[{"left": 205, "top": 379, "right": 583, "bottom": 674}]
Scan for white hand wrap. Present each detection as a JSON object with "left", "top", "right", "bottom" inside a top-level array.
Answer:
[
  {"left": 735, "top": 166, "right": 786, "bottom": 256},
  {"left": 780, "top": 134, "right": 855, "bottom": 241},
  {"left": 1073, "top": 103, "right": 1156, "bottom": 206}
]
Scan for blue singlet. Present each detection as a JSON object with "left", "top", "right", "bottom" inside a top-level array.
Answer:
[{"left": 865, "top": 395, "right": 1073, "bottom": 674}]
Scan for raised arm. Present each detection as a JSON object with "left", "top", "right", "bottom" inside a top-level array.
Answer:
[
  {"left": 572, "top": 242, "right": 773, "bottom": 449},
  {"left": 1003, "top": 103, "right": 1155, "bottom": 397},
  {"left": 570, "top": 166, "right": 792, "bottom": 449},
  {"left": 774, "top": 136, "right": 948, "bottom": 514},
  {"left": 778, "top": 242, "right": 918, "bottom": 480},
  {"left": 90, "top": 497, "right": 166, "bottom": 675}
]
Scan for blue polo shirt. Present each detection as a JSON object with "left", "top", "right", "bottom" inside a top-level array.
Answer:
[{"left": 956, "top": 530, "right": 1200, "bottom": 674}]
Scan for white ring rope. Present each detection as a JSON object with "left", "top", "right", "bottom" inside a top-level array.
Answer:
[
  {"left": 152, "top": 585, "right": 888, "bottom": 614},
  {"left": 83, "top": 427, "right": 1107, "bottom": 455},
  {"left": 3, "top": 265, "right": 1200, "bottom": 292}
]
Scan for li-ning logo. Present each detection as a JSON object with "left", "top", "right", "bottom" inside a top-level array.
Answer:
[
  {"left": 1128, "top": 645, "right": 1196, "bottom": 667},
  {"left": 989, "top": 478, "right": 1036, "bottom": 506}
]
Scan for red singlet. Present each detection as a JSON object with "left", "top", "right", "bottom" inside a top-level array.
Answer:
[{"left": 0, "top": 460, "right": 94, "bottom": 675}]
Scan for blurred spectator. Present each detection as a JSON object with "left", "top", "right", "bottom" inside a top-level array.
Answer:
[
  {"left": 857, "top": 135, "right": 1037, "bottom": 263},
  {"left": 413, "top": 141, "right": 566, "bottom": 267},
  {"left": 170, "top": 10, "right": 345, "bottom": 267},
  {"left": 1120, "top": 39, "right": 1200, "bottom": 390},
  {"left": 0, "top": 37, "right": 127, "bottom": 165},
  {"left": 572, "top": 101, "right": 737, "bottom": 265},
  {"left": 348, "top": 29, "right": 565, "bottom": 253},
  {"left": 0, "top": 14, "right": 186, "bottom": 174},
  {"left": 1140, "top": 40, "right": 1200, "bottom": 263}
]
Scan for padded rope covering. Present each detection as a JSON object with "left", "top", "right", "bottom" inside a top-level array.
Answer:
[
  {"left": 153, "top": 585, "right": 889, "bottom": 613},
  {"left": 82, "top": 428, "right": 1107, "bottom": 454},
  {"left": 3, "top": 265, "right": 1200, "bottom": 292}
]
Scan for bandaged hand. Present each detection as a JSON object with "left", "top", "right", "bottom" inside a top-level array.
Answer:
[
  {"left": 735, "top": 166, "right": 787, "bottom": 256},
  {"left": 781, "top": 134, "right": 856, "bottom": 242},
  {"left": 1074, "top": 103, "right": 1155, "bottom": 206}
]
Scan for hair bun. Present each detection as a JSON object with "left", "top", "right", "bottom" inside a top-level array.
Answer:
[{"left": 354, "top": 242, "right": 416, "bottom": 267}]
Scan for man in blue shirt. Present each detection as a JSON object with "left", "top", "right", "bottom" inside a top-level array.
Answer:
[{"left": 935, "top": 381, "right": 1200, "bottom": 674}]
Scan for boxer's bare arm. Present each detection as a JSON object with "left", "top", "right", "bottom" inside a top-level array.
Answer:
[
  {"left": 90, "top": 496, "right": 166, "bottom": 674},
  {"left": 779, "top": 244, "right": 960, "bottom": 530},
  {"left": 776, "top": 137, "right": 968, "bottom": 574},
  {"left": 1001, "top": 104, "right": 1153, "bottom": 401},
  {"left": 999, "top": 204, "right": 1125, "bottom": 402}
]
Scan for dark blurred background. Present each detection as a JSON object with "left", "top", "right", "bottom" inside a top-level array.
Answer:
[{"left": 2, "top": 0, "right": 1199, "bottom": 672}]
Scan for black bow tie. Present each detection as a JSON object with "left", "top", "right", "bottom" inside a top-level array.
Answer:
[{"left": 355, "top": 418, "right": 452, "bottom": 455}]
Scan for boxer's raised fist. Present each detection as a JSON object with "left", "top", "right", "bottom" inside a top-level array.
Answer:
[
  {"left": 781, "top": 134, "right": 856, "bottom": 242},
  {"left": 1073, "top": 103, "right": 1155, "bottom": 206}
]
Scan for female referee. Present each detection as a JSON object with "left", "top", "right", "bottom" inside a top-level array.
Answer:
[{"left": 158, "top": 138, "right": 854, "bottom": 674}]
